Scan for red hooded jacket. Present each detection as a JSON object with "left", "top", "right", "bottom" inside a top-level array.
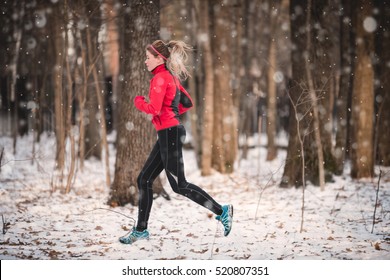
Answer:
[{"left": 134, "top": 64, "right": 193, "bottom": 131}]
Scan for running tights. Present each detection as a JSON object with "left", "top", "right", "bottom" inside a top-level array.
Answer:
[{"left": 136, "top": 125, "right": 223, "bottom": 231}]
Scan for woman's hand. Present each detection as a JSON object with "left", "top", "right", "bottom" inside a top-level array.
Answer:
[{"left": 134, "top": 96, "right": 145, "bottom": 110}]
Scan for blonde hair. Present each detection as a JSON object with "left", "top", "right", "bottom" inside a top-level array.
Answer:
[{"left": 146, "top": 40, "right": 192, "bottom": 80}]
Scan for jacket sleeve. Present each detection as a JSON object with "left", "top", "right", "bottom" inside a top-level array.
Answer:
[
  {"left": 133, "top": 76, "right": 167, "bottom": 115},
  {"left": 178, "top": 84, "right": 193, "bottom": 115}
]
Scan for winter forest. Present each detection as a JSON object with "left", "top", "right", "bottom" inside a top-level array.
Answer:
[{"left": 1, "top": 0, "right": 390, "bottom": 262}]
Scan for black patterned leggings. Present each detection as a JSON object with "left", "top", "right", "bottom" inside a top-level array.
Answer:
[{"left": 136, "top": 125, "right": 223, "bottom": 231}]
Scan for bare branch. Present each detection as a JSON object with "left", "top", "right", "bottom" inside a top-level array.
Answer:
[
  {"left": 0, "top": 146, "right": 4, "bottom": 173},
  {"left": 255, "top": 163, "right": 285, "bottom": 222},
  {"left": 371, "top": 169, "right": 382, "bottom": 233},
  {"left": 2, "top": 214, "right": 10, "bottom": 235}
]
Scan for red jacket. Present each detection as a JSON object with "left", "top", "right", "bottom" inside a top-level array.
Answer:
[{"left": 134, "top": 64, "right": 193, "bottom": 131}]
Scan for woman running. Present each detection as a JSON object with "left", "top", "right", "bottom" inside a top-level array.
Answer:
[{"left": 119, "top": 40, "right": 233, "bottom": 245}]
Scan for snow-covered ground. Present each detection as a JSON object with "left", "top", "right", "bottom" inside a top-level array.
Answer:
[{"left": 0, "top": 133, "right": 389, "bottom": 261}]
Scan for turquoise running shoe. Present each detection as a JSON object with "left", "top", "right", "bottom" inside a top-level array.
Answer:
[
  {"left": 119, "top": 227, "right": 150, "bottom": 244},
  {"left": 215, "top": 204, "right": 233, "bottom": 236}
]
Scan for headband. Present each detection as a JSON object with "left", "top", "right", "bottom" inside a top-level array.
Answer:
[{"left": 149, "top": 44, "right": 167, "bottom": 60}]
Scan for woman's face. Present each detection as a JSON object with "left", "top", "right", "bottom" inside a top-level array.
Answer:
[{"left": 145, "top": 50, "right": 164, "bottom": 72}]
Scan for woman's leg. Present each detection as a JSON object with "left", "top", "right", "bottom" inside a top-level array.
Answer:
[
  {"left": 136, "top": 140, "right": 164, "bottom": 231},
  {"left": 158, "top": 125, "right": 223, "bottom": 216}
]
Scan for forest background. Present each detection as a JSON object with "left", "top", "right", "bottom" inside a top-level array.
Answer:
[{"left": 0, "top": 0, "right": 390, "bottom": 261}]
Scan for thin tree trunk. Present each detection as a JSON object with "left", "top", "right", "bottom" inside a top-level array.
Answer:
[
  {"left": 65, "top": 3, "right": 76, "bottom": 194},
  {"left": 335, "top": 0, "right": 354, "bottom": 174},
  {"left": 86, "top": 25, "right": 111, "bottom": 187},
  {"left": 78, "top": 43, "right": 88, "bottom": 171},
  {"left": 53, "top": 4, "right": 66, "bottom": 176},
  {"left": 266, "top": 38, "right": 277, "bottom": 161},
  {"left": 185, "top": 0, "right": 201, "bottom": 166},
  {"left": 10, "top": 3, "right": 24, "bottom": 154},
  {"left": 195, "top": 0, "right": 214, "bottom": 176},
  {"left": 287, "top": 91, "right": 306, "bottom": 232},
  {"left": 305, "top": 0, "right": 325, "bottom": 190},
  {"left": 238, "top": 0, "right": 250, "bottom": 162},
  {"left": 265, "top": 0, "right": 280, "bottom": 162},
  {"left": 76, "top": 0, "right": 102, "bottom": 161},
  {"left": 103, "top": 0, "right": 120, "bottom": 133}
]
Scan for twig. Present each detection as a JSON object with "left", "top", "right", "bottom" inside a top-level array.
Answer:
[
  {"left": 210, "top": 220, "right": 220, "bottom": 260},
  {"left": 255, "top": 177, "right": 274, "bottom": 222},
  {"left": 371, "top": 169, "right": 382, "bottom": 233},
  {"left": 75, "top": 207, "right": 136, "bottom": 223},
  {"left": 254, "top": 164, "right": 284, "bottom": 222},
  {"left": 0, "top": 146, "right": 3, "bottom": 173},
  {"left": 287, "top": 86, "right": 307, "bottom": 233},
  {"left": 2, "top": 214, "right": 10, "bottom": 235}
]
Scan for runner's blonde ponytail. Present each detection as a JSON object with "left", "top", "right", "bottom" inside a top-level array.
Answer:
[{"left": 166, "top": 40, "right": 192, "bottom": 80}]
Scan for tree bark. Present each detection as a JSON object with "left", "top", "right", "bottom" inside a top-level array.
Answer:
[
  {"left": 53, "top": 3, "right": 66, "bottom": 172},
  {"left": 335, "top": 0, "right": 354, "bottom": 174},
  {"left": 305, "top": 0, "right": 325, "bottom": 190},
  {"left": 211, "top": 0, "right": 237, "bottom": 174},
  {"left": 311, "top": 0, "right": 339, "bottom": 181},
  {"left": 109, "top": 0, "right": 160, "bottom": 206},
  {"left": 195, "top": 0, "right": 214, "bottom": 176},
  {"left": 266, "top": 0, "right": 279, "bottom": 161},
  {"left": 350, "top": 0, "right": 375, "bottom": 178},
  {"left": 281, "top": 0, "right": 308, "bottom": 188},
  {"left": 86, "top": 22, "right": 111, "bottom": 187},
  {"left": 282, "top": 0, "right": 339, "bottom": 188},
  {"left": 9, "top": 2, "right": 24, "bottom": 154},
  {"left": 375, "top": 0, "right": 390, "bottom": 166},
  {"left": 64, "top": 2, "right": 76, "bottom": 194},
  {"left": 83, "top": 1, "right": 102, "bottom": 160}
]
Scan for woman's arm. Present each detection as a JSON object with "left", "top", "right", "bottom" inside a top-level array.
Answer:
[
  {"left": 134, "top": 76, "right": 168, "bottom": 115},
  {"left": 178, "top": 84, "right": 193, "bottom": 115}
]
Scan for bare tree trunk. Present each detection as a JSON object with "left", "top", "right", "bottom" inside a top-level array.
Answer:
[
  {"left": 335, "top": 0, "right": 354, "bottom": 174},
  {"left": 267, "top": 1, "right": 280, "bottom": 161},
  {"left": 305, "top": 0, "right": 325, "bottom": 190},
  {"left": 83, "top": 3, "right": 102, "bottom": 160},
  {"left": 211, "top": 0, "right": 237, "bottom": 174},
  {"left": 0, "top": 146, "right": 4, "bottom": 173},
  {"left": 375, "top": 0, "right": 390, "bottom": 166},
  {"left": 185, "top": 0, "right": 201, "bottom": 165},
  {"left": 109, "top": 0, "right": 160, "bottom": 206},
  {"left": 283, "top": 0, "right": 338, "bottom": 188},
  {"left": 350, "top": 0, "right": 374, "bottom": 178},
  {"left": 64, "top": 3, "right": 76, "bottom": 194},
  {"left": 86, "top": 24, "right": 111, "bottom": 187},
  {"left": 238, "top": 0, "right": 250, "bottom": 162},
  {"left": 78, "top": 42, "right": 88, "bottom": 171},
  {"left": 102, "top": 0, "right": 120, "bottom": 133},
  {"left": 239, "top": 0, "right": 262, "bottom": 162},
  {"left": 281, "top": 0, "right": 307, "bottom": 188},
  {"left": 53, "top": 4, "right": 66, "bottom": 175},
  {"left": 195, "top": 0, "right": 214, "bottom": 176},
  {"left": 9, "top": 2, "right": 24, "bottom": 154},
  {"left": 312, "top": 0, "right": 339, "bottom": 180}
]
